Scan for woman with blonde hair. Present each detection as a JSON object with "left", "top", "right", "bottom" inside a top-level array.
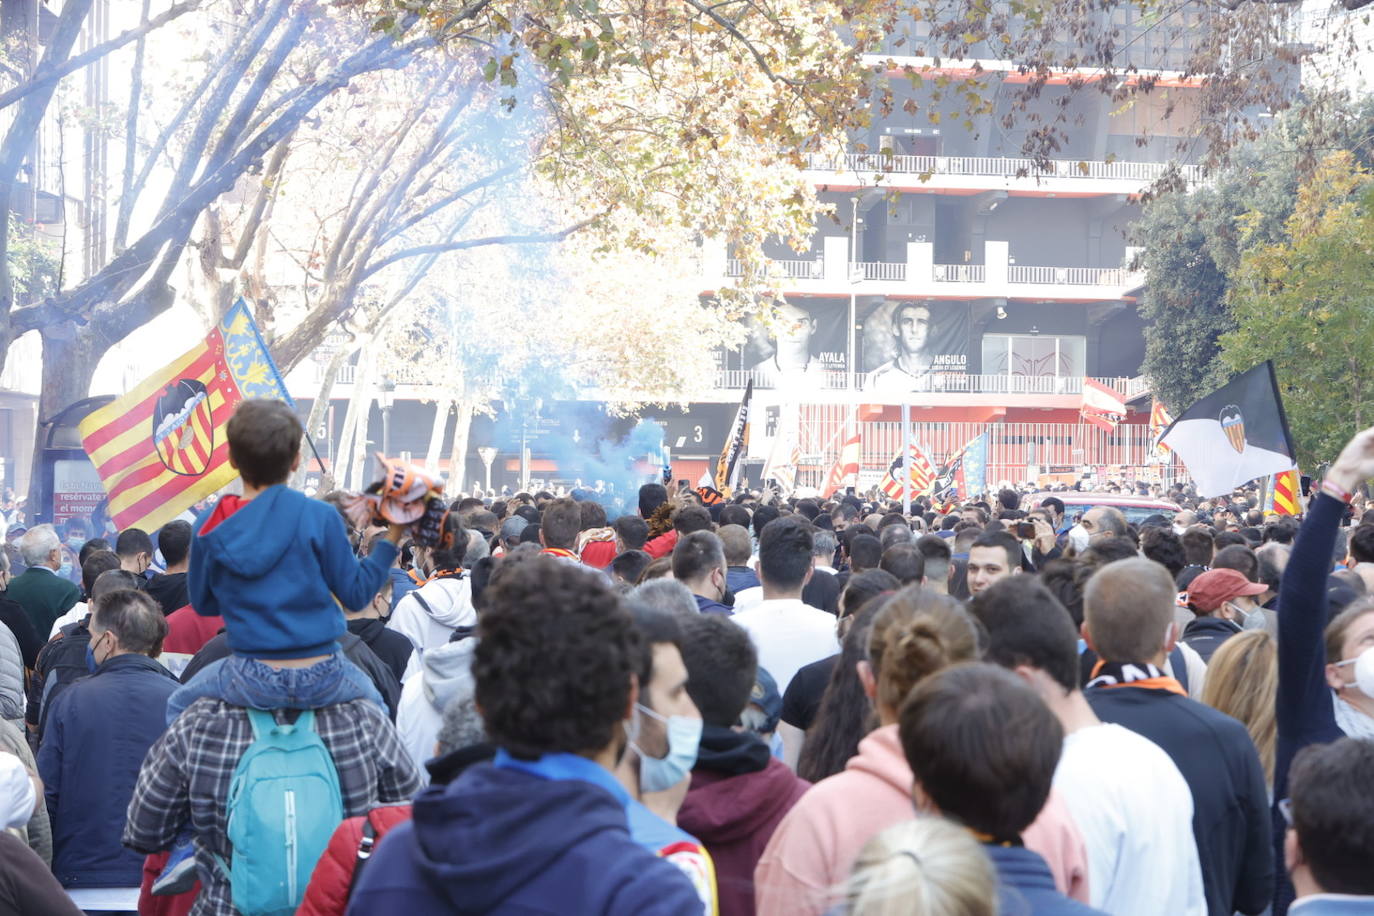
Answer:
[
  {"left": 846, "top": 818, "right": 997, "bottom": 916},
  {"left": 1201, "top": 630, "right": 1278, "bottom": 786},
  {"left": 754, "top": 586, "right": 1090, "bottom": 915}
]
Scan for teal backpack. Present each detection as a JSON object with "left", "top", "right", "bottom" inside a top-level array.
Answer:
[{"left": 215, "top": 708, "right": 344, "bottom": 916}]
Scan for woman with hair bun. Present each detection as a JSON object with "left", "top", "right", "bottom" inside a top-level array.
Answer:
[
  {"left": 846, "top": 817, "right": 998, "bottom": 916},
  {"left": 754, "top": 587, "right": 1090, "bottom": 916}
]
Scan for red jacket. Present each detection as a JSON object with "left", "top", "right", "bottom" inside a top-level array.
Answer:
[
  {"left": 298, "top": 804, "right": 413, "bottom": 916},
  {"left": 161, "top": 605, "right": 223, "bottom": 656},
  {"left": 678, "top": 751, "right": 809, "bottom": 916},
  {"left": 643, "top": 530, "right": 678, "bottom": 559}
]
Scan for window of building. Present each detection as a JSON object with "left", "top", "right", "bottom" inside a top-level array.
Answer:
[{"left": 981, "top": 334, "right": 1086, "bottom": 378}]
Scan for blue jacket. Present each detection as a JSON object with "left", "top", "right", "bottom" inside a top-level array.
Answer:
[
  {"left": 189, "top": 485, "right": 398, "bottom": 659},
  {"left": 694, "top": 594, "right": 733, "bottom": 615},
  {"left": 37, "top": 653, "right": 179, "bottom": 887},
  {"left": 726, "top": 566, "right": 760, "bottom": 595},
  {"left": 347, "top": 751, "right": 702, "bottom": 915},
  {"left": 988, "top": 844, "right": 1107, "bottom": 916},
  {"left": 1273, "top": 493, "right": 1350, "bottom": 916}
]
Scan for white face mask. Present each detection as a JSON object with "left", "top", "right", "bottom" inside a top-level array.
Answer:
[
  {"left": 1335, "top": 646, "right": 1374, "bottom": 697},
  {"left": 1227, "top": 602, "right": 1266, "bottom": 631},
  {"left": 1067, "top": 524, "right": 1090, "bottom": 552}
]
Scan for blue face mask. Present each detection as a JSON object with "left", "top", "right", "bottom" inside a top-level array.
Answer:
[
  {"left": 632, "top": 704, "right": 702, "bottom": 794},
  {"left": 84, "top": 643, "right": 97, "bottom": 673},
  {"left": 58, "top": 562, "right": 73, "bottom": 580},
  {"left": 66, "top": 537, "right": 84, "bottom": 552}
]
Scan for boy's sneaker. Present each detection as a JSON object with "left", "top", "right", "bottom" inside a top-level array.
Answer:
[{"left": 152, "top": 841, "right": 198, "bottom": 896}]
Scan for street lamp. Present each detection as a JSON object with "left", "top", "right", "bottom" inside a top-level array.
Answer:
[
  {"left": 849, "top": 195, "right": 860, "bottom": 394},
  {"left": 379, "top": 376, "right": 396, "bottom": 459},
  {"left": 477, "top": 446, "right": 497, "bottom": 493}
]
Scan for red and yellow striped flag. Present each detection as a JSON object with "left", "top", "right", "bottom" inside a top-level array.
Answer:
[
  {"left": 78, "top": 300, "right": 293, "bottom": 532},
  {"left": 1150, "top": 399, "right": 1174, "bottom": 454},
  {"left": 1271, "top": 468, "right": 1300, "bottom": 516}
]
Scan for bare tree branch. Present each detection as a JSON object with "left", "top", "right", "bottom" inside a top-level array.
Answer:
[
  {"left": 0, "top": 0, "right": 202, "bottom": 111},
  {"left": 359, "top": 212, "right": 606, "bottom": 282}
]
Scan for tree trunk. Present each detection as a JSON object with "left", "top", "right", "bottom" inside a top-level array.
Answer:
[
  {"left": 446, "top": 399, "right": 473, "bottom": 497},
  {"left": 293, "top": 345, "right": 354, "bottom": 490},
  {"left": 25, "top": 323, "right": 104, "bottom": 522},
  {"left": 344, "top": 350, "right": 378, "bottom": 491},
  {"left": 424, "top": 399, "right": 451, "bottom": 473}
]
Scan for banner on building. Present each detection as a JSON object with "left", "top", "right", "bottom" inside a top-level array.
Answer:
[
  {"left": 713, "top": 380, "right": 753, "bottom": 496},
  {"left": 78, "top": 300, "right": 293, "bottom": 532},
  {"left": 737, "top": 299, "right": 849, "bottom": 383},
  {"left": 822, "top": 434, "right": 862, "bottom": 499},
  {"left": 861, "top": 299, "right": 970, "bottom": 394},
  {"left": 1158, "top": 362, "right": 1296, "bottom": 498},
  {"left": 879, "top": 440, "right": 937, "bottom": 501}
]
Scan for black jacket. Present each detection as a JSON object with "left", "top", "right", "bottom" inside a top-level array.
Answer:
[
  {"left": 0, "top": 597, "right": 41, "bottom": 669},
  {"left": 1182, "top": 616, "right": 1243, "bottom": 664},
  {"left": 1087, "top": 685, "right": 1272, "bottom": 916},
  {"left": 26, "top": 620, "right": 92, "bottom": 742},
  {"left": 144, "top": 572, "right": 189, "bottom": 616},
  {"left": 801, "top": 569, "right": 841, "bottom": 615},
  {"left": 346, "top": 617, "right": 414, "bottom": 685},
  {"left": 181, "top": 631, "right": 402, "bottom": 721}
]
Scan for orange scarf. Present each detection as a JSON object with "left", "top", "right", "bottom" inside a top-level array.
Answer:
[{"left": 1087, "top": 659, "right": 1187, "bottom": 696}]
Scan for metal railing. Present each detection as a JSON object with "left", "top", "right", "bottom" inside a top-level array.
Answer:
[
  {"left": 933, "top": 264, "right": 985, "bottom": 283},
  {"left": 1007, "top": 265, "right": 1132, "bottom": 286},
  {"left": 858, "top": 261, "right": 906, "bottom": 281},
  {"left": 804, "top": 151, "right": 1203, "bottom": 184},
  {"left": 724, "top": 258, "right": 823, "bottom": 280},
  {"left": 720, "top": 259, "right": 1132, "bottom": 287},
  {"left": 714, "top": 368, "right": 1146, "bottom": 395}
]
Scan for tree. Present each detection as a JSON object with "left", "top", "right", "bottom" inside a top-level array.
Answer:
[
  {"left": 1219, "top": 152, "right": 1374, "bottom": 467},
  {"left": 1136, "top": 96, "right": 1374, "bottom": 411}
]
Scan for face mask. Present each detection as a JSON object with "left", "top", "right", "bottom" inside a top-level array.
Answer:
[
  {"left": 631, "top": 703, "right": 702, "bottom": 793},
  {"left": 1067, "top": 524, "right": 1090, "bottom": 552},
  {"left": 66, "top": 537, "right": 84, "bottom": 551},
  {"left": 1335, "top": 646, "right": 1374, "bottom": 697},
  {"left": 1239, "top": 605, "right": 1266, "bottom": 631},
  {"left": 58, "top": 562, "right": 72, "bottom": 580},
  {"left": 84, "top": 643, "right": 97, "bottom": 673}
]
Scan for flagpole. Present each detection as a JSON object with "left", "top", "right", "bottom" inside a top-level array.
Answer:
[{"left": 901, "top": 401, "right": 911, "bottom": 516}]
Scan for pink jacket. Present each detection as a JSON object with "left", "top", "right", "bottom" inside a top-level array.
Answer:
[{"left": 753, "top": 724, "right": 1090, "bottom": 916}]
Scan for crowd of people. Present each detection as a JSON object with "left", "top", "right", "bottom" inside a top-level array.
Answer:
[{"left": 0, "top": 398, "right": 1369, "bottom": 915}]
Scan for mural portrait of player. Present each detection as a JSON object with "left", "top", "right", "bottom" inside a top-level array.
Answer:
[
  {"left": 740, "top": 298, "right": 848, "bottom": 388},
  {"left": 862, "top": 299, "right": 970, "bottom": 394}
]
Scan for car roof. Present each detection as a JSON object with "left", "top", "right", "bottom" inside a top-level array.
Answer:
[{"left": 1027, "top": 492, "right": 1181, "bottom": 511}]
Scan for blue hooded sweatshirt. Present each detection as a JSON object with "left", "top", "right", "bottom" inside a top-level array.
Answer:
[
  {"left": 347, "top": 753, "right": 703, "bottom": 915},
  {"left": 189, "top": 485, "right": 397, "bottom": 659}
]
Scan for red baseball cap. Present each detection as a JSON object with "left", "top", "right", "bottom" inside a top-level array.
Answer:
[{"left": 1187, "top": 568, "right": 1266, "bottom": 613}]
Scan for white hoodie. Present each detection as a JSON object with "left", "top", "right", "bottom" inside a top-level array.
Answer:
[
  {"left": 387, "top": 576, "right": 476, "bottom": 658},
  {"left": 396, "top": 638, "right": 476, "bottom": 780}
]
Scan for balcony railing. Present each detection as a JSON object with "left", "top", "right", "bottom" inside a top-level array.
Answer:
[
  {"left": 859, "top": 261, "right": 907, "bottom": 281},
  {"left": 720, "top": 258, "right": 1133, "bottom": 288},
  {"left": 1008, "top": 265, "right": 1130, "bottom": 286},
  {"left": 933, "top": 264, "right": 985, "bottom": 283},
  {"left": 724, "top": 258, "right": 824, "bottom": 280},
  {"left": 804, "top": 152, "right": 1202, "bottom": 184},
  {"left": 714, "top": 369, "right": 1149, "bottom": 397}
]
